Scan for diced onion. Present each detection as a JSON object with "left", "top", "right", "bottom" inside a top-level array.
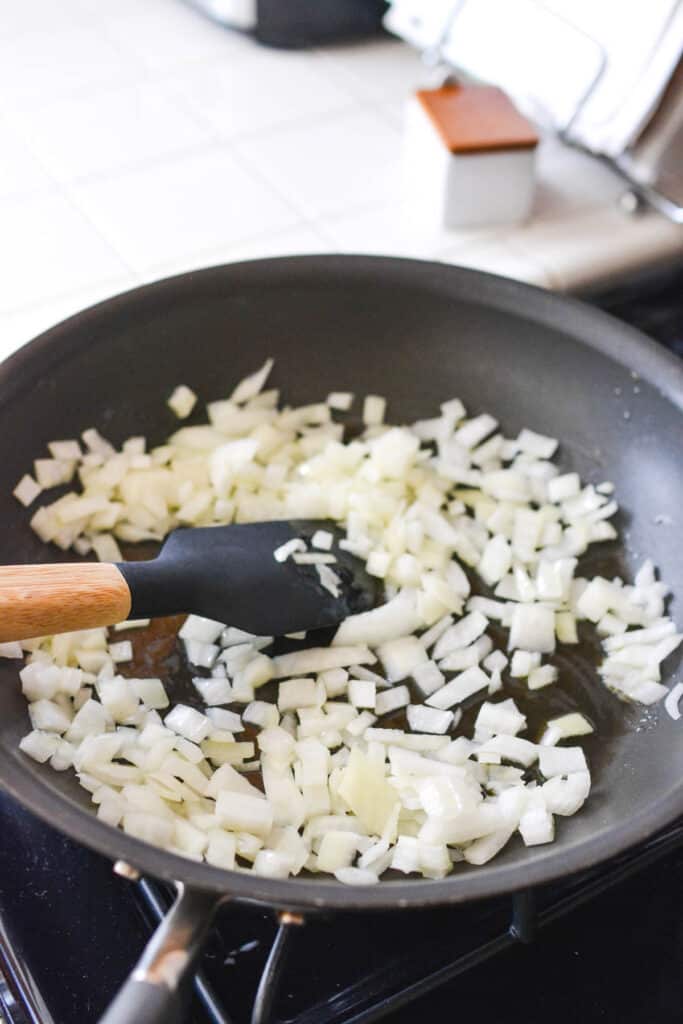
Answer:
[
  {"left": 406, "top": 705, "right": 453, "bottom": 734},
  {"left": 664, "top": 682, "right": 683, "bottom": 721},
  {"left": 0, "top": 641, "right": 23, "bottom": 659},
  {"left": 165, "top": 705, "right": 211, "bottom": 743},
  {"left": 167, "top": 385, "right": 198, "bottom": 419},
  {"left": 363, "top": 395, "right": 386, "bottom": 427},
  {"left": 11, "top": 357, "right": 675, "bottom": 886},
  {"left": 13, "top": 474, "right": 42, "bottom": 507},
  {"left": 327, "top": 392, "right": 353, "bottom": 411}
]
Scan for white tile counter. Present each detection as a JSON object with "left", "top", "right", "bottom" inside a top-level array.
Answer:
[{"left": 1, "top": 0, "right": 682, "bottom": 359}]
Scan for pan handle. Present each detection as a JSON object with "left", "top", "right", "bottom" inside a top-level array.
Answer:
[{"left": 99, "top": 883, "right": 222, "bottom": 1024}]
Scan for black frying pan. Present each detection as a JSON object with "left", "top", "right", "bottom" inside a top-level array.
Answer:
[{"left": 0, "top": 256, "right": 681, "bottom": 1024}]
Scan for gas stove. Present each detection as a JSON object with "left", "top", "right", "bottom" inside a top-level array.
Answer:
[{"left": 1, "top": 265, "right": 682, "bottom": 1024}]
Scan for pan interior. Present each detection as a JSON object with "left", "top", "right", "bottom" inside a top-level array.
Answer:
[{"left": 0, "top": 256, "right": 681, "bottom": 907}]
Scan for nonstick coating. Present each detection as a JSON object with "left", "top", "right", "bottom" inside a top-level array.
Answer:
[{"left": 0, "top": 255, "right": 681, "bottom": 911}]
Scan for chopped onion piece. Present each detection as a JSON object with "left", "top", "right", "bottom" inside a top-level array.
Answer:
[
  {"left": 293, "top": 552, "right": 336, "bottom": 565},
  {"left": 378, "top": 636, "right": 427, "bottom": 683},
  {"left": 221, "top": 626, "right": 266, "bottom": 648},
  {"left": 463, "top": 827, "right": 515, "bottom": 865},
  {"left": 455, "top": 414, "right": 497, "bottom": 450},
  {"left": 132, "top": 678, "right": 169, "bottom": 709},
  {"left": 348, "top": 679, "right": 376, "bottom": 709},
  {"left": 274, "top": 646, "right": 374, "bottom": 678},
  {"left": 183, "top": 640, "right": 219, "bottom": 669},
  {"left": 239, "top": 654, "right": 274, "bottom": 689},
  {"left": 231, "top": 358, "right": 274, "bottom": 404},
  {"left": 475, "top": 699, "right": 526, "bottom": 739},
  {"left": 364, "top": 729, "right": 449, "bottom": 751},
  {"left": 477, "top": 735, "right": 538, "bottom": 767},
  {"left": 114, "top": 619, "right": 151, "bottom": 631},
  {"left": 335, "top": 866, "right": 378, "bottom": 886},
  {"left": 345, "top": 710, "right": 377, "bottom": 736},
  {"left": 483, "top": 650, "right": 507, "bottom": 673},
  {"left": 312, "top": 529, "right": 334, "bottom": 549},
  {"left": 273, "top": 538, "right": 306, "bottom": 563},
  {"left": 516, "top": 428, "right": 558, "bottom": 459},
  {"left": 167, "top": 385, "right": 197, "bottom": 419},
  {"left": 433, "top": 612, "right": 488, "bottom": 661},
  {"left": 319, "top": 668, "right": 348, "bottom": 698},
  {"left": 192, "top": 676, "right": 232, "bottom": 707},
  {"left": 216, "top": 791, "right": 272, "bottom": 837},
  {"left": 317, "top": 562, "right": 341, "bottom": 597},
  {"left": 337, "top": 748, "right": 399, "bottom": 835},
  {"left": 48, "top": 439, "right": 82, "bottom": 461},
  {"left": 406, "top": 705, "right": 453, "bottom": 734},
  {"left": 327, "top": 392, "right": 353, "bottom": 411},
  {"left": 363, "top": 395, "right": 386, "bottom": 426},
  {"left": 664, "top": 682, "right": 683, "bottom": 721},
  {"left": 426, "top": 667, "right": 488, "bottom": 709},
  {"left": 179, "top": 615, "right": 226, "bottom": 644},
  {"left": 468, "top": 597, "right": 507, "bottom": 621},
  {"left": 90, "top": 535, "right": 122, "bottom": 562},
  {"left": 34, "top": 458, "right": 74, "bottom": 488},
  {"left": 478, "top": 535, "right": 512, "bottom": 586},
  {"left": 419, "top": 615, "right": 454, "bottom": 651},
  {"left": 109, "top": 641, "right": 132, "bottom": 663},
  {"left": 20, "top": 730, "right": 60, "bottom": 763},
  {"left": 510, "top": 650, "right": 541, "bottom": 678},
  {"left": 412, "top": 660, "right": 445, "bottom": 696},
  {"left": 0, "top": 641, "right": 23, "bottom": 659},
  {"left": 528, "top": 665, "right": 558, "bottom": 690},
  {"left": 375, "top": 685, "right": 410, "bottom": 716},
  {"left": 519, "top": 802, "right": 555, "bottom": 846},
  {"left": 367, "top": 549, "right": 391, "bottom": 578},
  {"left": 541, "top": 712, "right": 593, "bottom": 744},
  {"left": 509, "top": 605, "right": 555, "bottom": 654},
  {"left": 541, "top": 771, "right": 591, "bottom": 815},
  {"left": 165, "top": 704, "right": 211, "bottom": 743},
  {"left": 438, "top": 635, "right": 492, "bottom": 672},
  {"left": 13, "top": 474, "right": 42, "bottom": 507},
  {"left": 278, "top": 678, "right": 319, "bottom": 712},
  {"left": 334, "top": 590, "right": 421, "bottom": 647}
]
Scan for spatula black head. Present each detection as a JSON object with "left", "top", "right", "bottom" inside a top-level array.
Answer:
[{"left": 116, "top": 520, "right": 378, "bottom": 636}]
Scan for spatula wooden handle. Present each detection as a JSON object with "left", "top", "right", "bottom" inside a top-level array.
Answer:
[{"left": 0, "top": 563, "right": 132, "bottom": 642}]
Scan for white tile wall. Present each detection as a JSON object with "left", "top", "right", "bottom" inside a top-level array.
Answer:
[
  {"left": 0, "top": 27, "right": 143, "bottom": 111},
  {"left": 0, "top": 0, "right": 94, "bottom": 40},
  {"left": 141, "top": 224, "right": 330, "bottom": 282},
  {"left": 318, "top": 202, "right": 498, "bottom": 260},
  {"left": 319, "top": 39, "right": 428, "bottom": 103},
  {"left": 0, "top": 118, "right": 55, "bottom": 200},
  {"left": 168, "top": 51, "right": 356, "bottom": 140},
  {"left": 99, "top": 2, "right": 251, "bottom": 72},
  {"left": 0, "top": 277, "right": 137, "bottom": 358},
  {"left": 235, "top": 108, "right": 402, "bottom": 219},
  {"left": 14, "top": 83, "right": 213, "bottom": 183},
  {"left": 72, "top": 147, "right": 300, "bottom": 274},
  {"left": 0, "top": 192, "right": 130, "bottom": 312},
  {"left": 0, "top": 0, "right": 680, "bottom": 361}
]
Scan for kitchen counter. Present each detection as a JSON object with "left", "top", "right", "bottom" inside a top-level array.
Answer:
[{"left": 1, "top": 0, "right": 682, "bottom": 359}]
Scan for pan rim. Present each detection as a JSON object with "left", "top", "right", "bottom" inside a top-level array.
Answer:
[{"left": 1, "top": 253, "right": 681, "bottom": 910}]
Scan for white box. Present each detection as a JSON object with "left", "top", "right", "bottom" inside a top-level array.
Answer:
[{"left": 403, "top": 86, "right": 537, "bottom": 230}]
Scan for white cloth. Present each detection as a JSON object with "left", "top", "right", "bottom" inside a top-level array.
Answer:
[{"left": 385, "top": 0, "right": 683, "bottom": 157}]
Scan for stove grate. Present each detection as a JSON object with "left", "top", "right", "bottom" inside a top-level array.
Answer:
[{"left": 134, "top": 821, "right": 683, "bottom": 1024}]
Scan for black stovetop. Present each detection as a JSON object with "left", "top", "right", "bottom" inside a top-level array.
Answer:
[
  {"left": 0, "top": 792, "right": 681, "bottom": 1024},
  {"left": 1, "top": 264, "right": 683, "bottom": 1024}
]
